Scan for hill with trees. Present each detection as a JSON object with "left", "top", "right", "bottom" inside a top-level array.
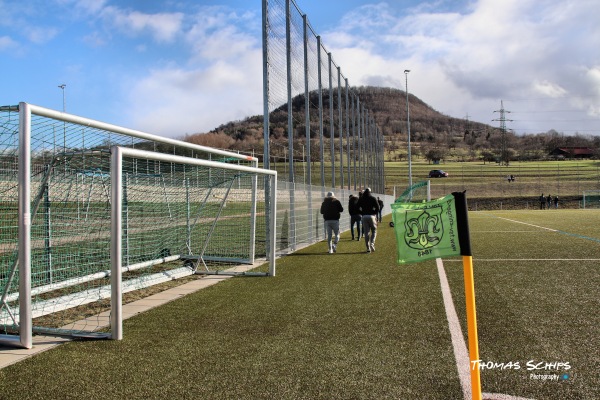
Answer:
[{"left": 183, "top": 86, "right": 600, "bottom": 163}]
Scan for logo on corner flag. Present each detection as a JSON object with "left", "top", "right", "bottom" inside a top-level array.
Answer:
[{"left": 404, "top": 206, "right": 444, "bottom": 250}]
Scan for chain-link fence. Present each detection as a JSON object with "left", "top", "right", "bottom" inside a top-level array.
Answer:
[{"left": 262, "top": 0, "right": 385, "bottom": 193}]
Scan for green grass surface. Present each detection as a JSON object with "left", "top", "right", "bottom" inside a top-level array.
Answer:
[
  {"left": 446, "top": 209, "right": 600, "bottom": 399},
  {"left": 0, "top": 210, "right": 598, "bottom": 399}
]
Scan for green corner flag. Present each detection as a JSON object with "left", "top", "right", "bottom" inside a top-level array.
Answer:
[
  {"left": 391, "top": 191, "right": 472, "bottom": 264},
  {"left": 392, "top": 191, "right": 481, "bottom": 400}
]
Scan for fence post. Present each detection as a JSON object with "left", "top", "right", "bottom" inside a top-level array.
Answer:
[{"left": 328, "top": 52, "right": 335, "bottom": 188}]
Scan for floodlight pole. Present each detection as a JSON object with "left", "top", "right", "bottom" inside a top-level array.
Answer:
[
  {"left": 58, "top": 84, "right": 67, "bottom": 172},
  {"left": 404, "top": 70, "right": 412, "bottom": 189},
  {"left": 58, "top": 84, "right": 66, "bottom": 112}
]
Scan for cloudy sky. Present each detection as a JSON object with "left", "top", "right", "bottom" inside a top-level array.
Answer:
[{"left": 1, "top": 0, "right": 598, "bottom": 138}]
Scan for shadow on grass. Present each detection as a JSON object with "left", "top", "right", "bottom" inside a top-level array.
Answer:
[{"left": 285, "top": 251, "right": 372, "bottom": 256}]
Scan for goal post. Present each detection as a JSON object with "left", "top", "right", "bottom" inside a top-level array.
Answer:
[
  {"left": 110, "top": 146, "right": 277, "bottom": 340},
  {"left": 0, "top": 102, "right": 265, "bottom": 349},
  {"left": 582, "top": 190, "right": 600, "bottom": 208}
]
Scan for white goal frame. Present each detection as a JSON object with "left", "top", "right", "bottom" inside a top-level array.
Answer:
[
  {"left": 0, "top": 102, "right": 265, "bottom": 349},
  {"left": 582, "top": 190, "right": 600, "bottom": 208},
  {"left": 110, "top": 146, "right": 277, "bottom": 340}
]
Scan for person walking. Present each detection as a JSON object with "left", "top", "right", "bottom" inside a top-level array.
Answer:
[
  {"left": 539, "top": 193, "right": 545, "bottom": 210},
  {"left": 357, "top": 187, "right": 380, "bottom": 253},
  {"left": 320, "top": 191, "right": 344, "bottom": 254},
  {"left": 554, "top": 195, "right": 559, "bottom": 209},
  {"left": 348, "top": 194, "right": 362, "bottom": 241},
  {"left": 377, "top": 197, "right": 384, "bottom": 223},
  {"left": 546, "top": 194, "right": 552, "bottom": 210}
]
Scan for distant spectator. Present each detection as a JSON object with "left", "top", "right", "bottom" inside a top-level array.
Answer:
[
  {"left": 539, "top": 193, "right": 545, "bottom": 210},
  {"left": 546, "top": 194, "right": 552, "bottom": 210},
  {"left": 554, "top": 196, "right": 559, "bottom": 209},
  {"left": 377, "top": 197, "right": 384, "bottom": 223}
]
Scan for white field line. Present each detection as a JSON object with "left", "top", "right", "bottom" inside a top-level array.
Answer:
[
  {"left": 437, "top": 258, "right": 535, "bottom": 400},
  {"left": 443, "top": 259, "right": 600, "bottom": 262},
  {"left": 471, "top": 230, "right": 539, "bottom": 233},
  {"left": 436, "top": 257, "right": 471, "bottom": 400},
  {"left": 492, "top": 217, "right": 558, "bottom": 232}
]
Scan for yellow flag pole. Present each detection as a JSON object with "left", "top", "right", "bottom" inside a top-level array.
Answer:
[{"left": 463, "top": 254, "right": 482, "bottom": 400}]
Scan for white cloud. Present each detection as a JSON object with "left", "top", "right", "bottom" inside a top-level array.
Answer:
[
  {"left": 98, "top": 7, "right": 184, "bottom": 43},
  {"left": 82, "top": 31, "right": 107, "bottom": 47},
  {"left": 120, "top": 6, "right": 263, "bottom": 137},
  {"left": 26, "top": 26, "right": 59, "bottom": 44},
  {"left": 0, "top": 36, "right": 17, "bottom": 51},
  {"left": 321, "top": 0, "right": 600, "bottom": 134},
  {"left": 185, "top": 7, "right": 258, "bottom": 61},
  {"left": 66, "top": 0, "right": 108, "bottom": 15},
  {"left": 127, "top": 49, "right": 263, "bottom": 137},
  {"left": 64, "top": 0, "right": 184, "bottom": 43},
  {"left": 532, "top": 80, "right": 567, "bottom": 98}
]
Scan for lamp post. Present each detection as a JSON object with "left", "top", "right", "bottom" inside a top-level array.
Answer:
[
  {"left": 58, "top": 84, "right": 66, "bottom": 112},
  {"left": 404, "top": 70, "right": 412, "bottom": 189}
]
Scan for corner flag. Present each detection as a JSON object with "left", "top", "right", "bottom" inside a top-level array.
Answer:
[
  {"left": 391, "top": 191, "right": 471, "bottom": 264},
  {"left": 391, "top": 191, "right": 481, "bottom": 400}
]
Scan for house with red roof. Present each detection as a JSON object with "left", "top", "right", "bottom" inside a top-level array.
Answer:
[{"left": 549, "top": 147, "right": 595, "bottom": 159}]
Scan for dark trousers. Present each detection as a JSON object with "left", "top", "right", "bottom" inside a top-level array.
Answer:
[{"left": 350, "top": 214, "right": 362, "bottom": 238}]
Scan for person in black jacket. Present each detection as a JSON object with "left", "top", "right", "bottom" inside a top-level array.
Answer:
[
  {"left": 356, "top": 187, "right": 380, "bottom": 253},
  {"left": 377, "top": 197, "right": 384, "bottom": 222},
  {"left": 320, "top": 191, "right": 344, "bottom": 254},
  {"left": 348, "top": 194, "right": 362, "bottom": 240}
]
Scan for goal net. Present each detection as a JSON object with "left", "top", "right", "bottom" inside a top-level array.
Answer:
[
  {"left": 394, "top": 181, "right": 432, "bottom": 204},
  {"left": 582, "top": 190, "right": 600, "bottom": 208},
  {"left": 0, "top": 103, "right": 270, "bottom": 348},
  {"left": 110, "top": 146, "right": 277, "bottom": 339}
]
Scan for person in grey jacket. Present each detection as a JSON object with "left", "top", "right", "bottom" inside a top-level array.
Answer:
[{"left": 320, "top": 191, "right": 344, "bottom": 254}]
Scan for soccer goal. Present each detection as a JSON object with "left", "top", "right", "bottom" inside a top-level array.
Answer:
[
  {"left": 0, "top": 102, "right": 272, "bottom": 348},
  {"left": 394, "top": 181, "right": 432, "bottom": 203},
  {"left": 110, "top": 146, "right": 277, "bottom": 340},
  {"left": 582, "top": 191, "right": 600, "bottom": 208}
]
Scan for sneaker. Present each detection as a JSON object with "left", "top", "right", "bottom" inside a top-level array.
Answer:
[
  {"left": 366, "top": 247, "right": 371, "bottom": 253},
  {"left": 370, "top": 243, "right": 375, "bottom": 252},
  {"left": 328, "top": 249, "right": 333, "bottom": 254},
  {"left": 333, "top": 245, "right": 337, "bottom": 253}
]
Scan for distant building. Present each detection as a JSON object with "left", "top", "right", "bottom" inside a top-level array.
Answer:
[{"left": 549, "top": 147, "right": 595, "bottom": 159}]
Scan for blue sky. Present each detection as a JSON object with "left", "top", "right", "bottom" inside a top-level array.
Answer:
[{"left": 1, "top": 0, "right": 599, "bottom": 138}]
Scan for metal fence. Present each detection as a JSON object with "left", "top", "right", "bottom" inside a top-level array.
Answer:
[{"left": 262, "top": 0, "right": 385, "bottom": 193}]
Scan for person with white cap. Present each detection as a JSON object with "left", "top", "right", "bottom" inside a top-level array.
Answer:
[{"left": 320, "top": 191, "right": 344, "bottom": 254}]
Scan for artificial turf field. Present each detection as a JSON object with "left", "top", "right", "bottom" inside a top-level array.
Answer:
[{"left": 0, "top": 209, "right": 598, "bottom": 399}]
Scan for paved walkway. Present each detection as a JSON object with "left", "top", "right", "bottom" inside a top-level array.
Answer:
[{"left": 0, "top": 264, "right": 261, "bottom": 369}]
